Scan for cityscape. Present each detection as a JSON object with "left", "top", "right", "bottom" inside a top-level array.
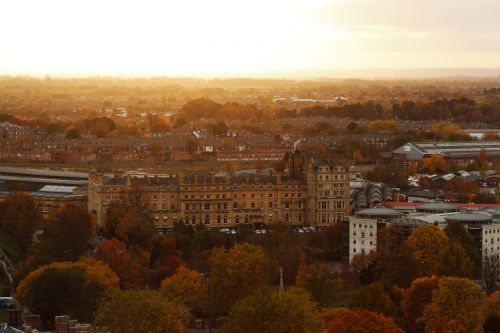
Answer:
[{"left": 0, "top": 1, "right": 499, "bottom": 333}]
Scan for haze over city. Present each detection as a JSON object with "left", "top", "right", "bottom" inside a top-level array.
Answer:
[
  {"left": 0, "top": 1, "right": 499, "bottom": 333},
  {"left": 1, "top": 0, "right": 499, "bottom": 78}
]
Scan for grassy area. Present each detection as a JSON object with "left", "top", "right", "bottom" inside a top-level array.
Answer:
[
  {"left": 0, "top": 228, "right": 19, "bottom": 260},
  {"left": 323, "top": 287, "right": 359, "bottom": 308}
]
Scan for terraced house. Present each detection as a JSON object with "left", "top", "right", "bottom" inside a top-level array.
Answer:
[{"left": 88, "top": 152, "right": 350, "bottom": 231}]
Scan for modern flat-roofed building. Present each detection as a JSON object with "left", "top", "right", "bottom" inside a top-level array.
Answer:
[{"left": 393, "top": 141, "right": 500, "bottom": 168}]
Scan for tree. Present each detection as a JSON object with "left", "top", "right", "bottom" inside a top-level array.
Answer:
[
  {"left": 444, "top": 221, "right": 479, "bottom": 268},
  {"left": 65, "top": 127, "right": 81, "bottom": 139},
  {"left": 160, "top": 265, "right": 207, "bottom": 315},
  {"left": 479, "top": 148, "right": 489, "bottom": 176},
  {"left": 419, "top": 277, "right": 487, "bottom": 333},
  {"left": 349, "top": 282, "right": 398, "bottom": 317},
  {"left": 222, "top": 287, "right": 322, "bottom": 333},
  {"left": 484, "top": 291, "right": 500, "bottom": 333},
  {"left": 104, "top": 206, "right": 155, "bottom": 249},
  {"left": 401, "top": 276, "right": 440, "bottom": 333},
  {"left": 1, "top": 192, "right": 41, "bottom": 253},
  {"left": 185, "top": 137, "right": 198, "bottom": 154},
  {"left": 422, "top": 155, "right": 447, "bottom": 174},
  {"left": 482, "top": 253, "right": 500, "bottom": 295},
  {"left": 94, "top": 289, "right": 190, "bottom": 333},
  {"left": 296, "top": 264, "right": 342, "bottom": 306},
  {"left": 436, "top": 240, "right": 473, "bottom": 278},
  {"left": 16, "top": 259, "right": 119, "bottom": 327},
  {"left": 346, "top": 122, "right": 358, "bottom": 133},
  {"left": 326, "top": 309, "right": 404, "bottom": 333},
  {"left": 208, "top": 243, "right": 277, "bottom": 317},
  {"left": 405, "top": 225, "right": 448, "bottom": 277},
  {"left": 43, "top": 203, "right": 94, "bottom": 261},
  {"left": 94, "top": 238, "right": 143, "bottom": 289}
]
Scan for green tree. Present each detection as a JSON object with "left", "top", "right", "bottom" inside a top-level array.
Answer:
[
  {"left": 296, "top": 264, "right": 342, "bottom": 306},
  {"left": 94, "top": 289, "right": 190, "bottom": 333},
  {"left": 208, "top": 243, "right": 277, "bottom": 317},
  {"left": 222, "top": 287, "right": 322, "bottom": 333},
  {"left": 436, "top": 240, "right": 473, "bottom": 278},
  {"left": 349, "top": 281, "right": 398, "bottom": 317}
]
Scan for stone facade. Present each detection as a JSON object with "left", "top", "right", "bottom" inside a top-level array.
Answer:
[{"left": 88, "top": 152, "right": 350, "bottom": 230}]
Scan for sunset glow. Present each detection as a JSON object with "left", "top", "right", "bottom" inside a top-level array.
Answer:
[{"left": 1, "top": 0, "right": 499, "bottom": 77}]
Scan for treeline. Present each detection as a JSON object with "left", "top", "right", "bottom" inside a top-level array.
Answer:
[
  {"left": 1, "top": 193, "right": 499, "bottom": 332},
  {"left": 276, "top": 98, "right": 500, "bottom": 124}
]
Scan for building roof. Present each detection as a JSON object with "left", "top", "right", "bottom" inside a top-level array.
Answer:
[
  {"left": 445, "top": 212, "right": 493, "bottom": 223},
  {"left": 38, "top": 185, "right": 77, "bottom": 193},
  {"left": 394, "top": 140, "right": 500, "bottom": 158},
  {"left": 417, "top": 202, "right": 459, "bottom": 211},
  {"left": 356, "top": 207, "right": 402, "bottom": 217}
]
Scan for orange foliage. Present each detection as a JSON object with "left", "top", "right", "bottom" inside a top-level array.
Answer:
[{"left": 326, "top": 309, "right": 404, "bottom": 333}]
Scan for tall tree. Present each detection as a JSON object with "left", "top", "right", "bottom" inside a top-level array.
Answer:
[
  {"left": 1, "top": 192, "right": 41, "bottom": 253},
  {"left": 405, "top": 225, "right": 448, "bottom": 277},
  {"left": 43, "top": 204, "right": 94, "bottom": 261},
  {"left": 160, "top": 265, "right": 207, "bottom": 315},
  {"left": 94, "top": 289, "right": 190, "bottom": 333},
  {"left": 401, "top": 276, "right": 440, "bottom": 333},
  {"left": 419, "top": 277, "right": 487, "bottom": 333},
  {"left": 94, "top": 237, "right": 143, "bottom": 289},
  {"left": 222, "top": 287, "right": 322, "bottom": 333},
  {"left": 436, "top": 240, "right": 474, "bottom": 278},
  {"left": 208, "top": 243, "right": 277, "bottom": 317}
]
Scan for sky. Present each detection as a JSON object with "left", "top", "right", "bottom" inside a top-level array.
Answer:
[{"left": 0, "top": 0, "right": 499, "bottom": 77}]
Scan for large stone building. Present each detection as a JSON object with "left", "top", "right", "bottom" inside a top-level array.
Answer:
[{"left": 88, "top": 152, "right": 351, "bottom": 230}]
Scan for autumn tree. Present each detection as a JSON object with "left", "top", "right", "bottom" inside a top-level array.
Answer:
[
  {"left": 43, "top": 203, "right": 94, "bottom": 261},
  {"left": 1, "top": 192, "right": 41, "bottom": 253},
  {"left": 16, "top": 259, "right": 119, "bottom": 327},
  {"left": 401, "top": 276, "right": 440, "bottom": 333},
  {"left": 405, "top": 224, "right": 448, "bottom": 277},
  {"left": 419, "top": 277, "right": 487, "bottom": 333},
  {"left": 484, "top": 291, "right": 500, "bottom": 333},
  {"left": 160, "top": 265, "right": 207, "bottom": 315},
  {"left": 296, "top": 264, "right": 342, "bottom": 306},
  {"left": 479, "top": 148, "right": 489, "bottom": 175},
  {"left": 94, "top": 289, "right": 190, "bottom": 333},
  {"left": 326, "top": 309, "right": 404, "bottom": 333},
  {"left": 436, "top": 240, "right": 473, "bottom": 278},
  {"left": 349, "top": 281, "right": 399, "bottom": 317},
  {"left": 422, "top": 154, "right": 447, "bottom": 174},
  {"left": 94, "top": 237, "right": 143, "bottom": 289},
  {"left": 104, "top": 206, "right": 155, "bottom": 249},
  {"left": 208, "top": 243, "right": 278, "bottom": 317},
  {"left": 222, "top": 287, "right": 322, "bottom": 333}
]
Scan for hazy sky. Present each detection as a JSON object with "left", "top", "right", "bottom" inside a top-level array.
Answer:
[{"left": 0, "top": 0, "right": 499, "bottom": 77}]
